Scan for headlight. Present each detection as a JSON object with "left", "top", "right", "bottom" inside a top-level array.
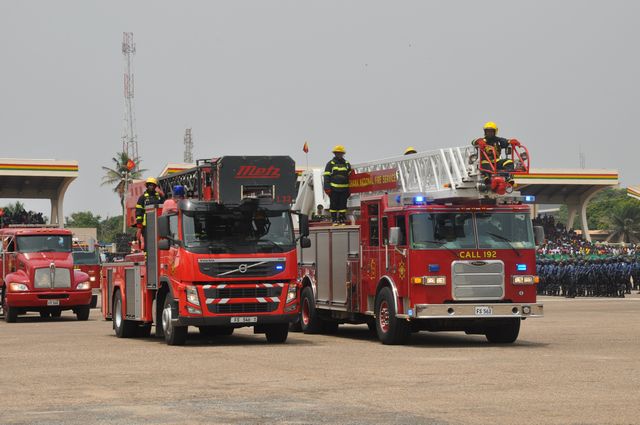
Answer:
[
  {"left": 513, "top": 275, "right": 535, "bottom": 285},
  {"left": 286, "top": 284, "right": 297, "bottom": 303},
  {"left": 9, "top": 282, "right": 29, "bottom": 292},
  {"left": 76, "top": 282, "right": 91, "bottom": 290},
  {"left": 186, "top": 285, "right": 200, "bottom": 306},
  {"left": 89, "top": 276, "right": 96, "bottom": 282}
]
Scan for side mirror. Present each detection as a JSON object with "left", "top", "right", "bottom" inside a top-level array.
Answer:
[
  {"left": 533, "top": 225, "right": 545, "bottom": 247},
  {"left": 299, "top": 214, "right": 310, "bottom": 237},
  {"left": 158, "top": 239, "right": 170, "bottom": 250},
  {"left": 157, "top": 215, "right": 170, "bottom": 239},
  {"left": 389, "top": 227, "right": 401, "bottom": 246},
  {"left": 300, "top": 236, "right": 311, "bottom": 249}
]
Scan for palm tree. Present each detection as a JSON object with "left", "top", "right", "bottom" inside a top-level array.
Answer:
[
  {"left": 606, "top": 203, "right": 640, "bottom": 243},
  {"left": 101, "top": 152, "right": 146, "bottom": 232}
]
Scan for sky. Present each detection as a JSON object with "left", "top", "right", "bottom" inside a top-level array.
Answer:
[{"left": 1, "top": 1, "right": 639, "bottom": 219}]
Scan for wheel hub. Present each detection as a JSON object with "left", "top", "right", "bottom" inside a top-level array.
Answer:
[{"left": 379, "top": 301, "right": 390, "bottom": 333}]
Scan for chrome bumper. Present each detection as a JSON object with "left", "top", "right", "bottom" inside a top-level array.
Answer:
[{"left": 407, "top": 303, "right": 544, "bottom": 319}]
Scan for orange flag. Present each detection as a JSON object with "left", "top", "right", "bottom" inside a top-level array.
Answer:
[{"left": 303, "top": 141, "right": 309, "bottom": 153}]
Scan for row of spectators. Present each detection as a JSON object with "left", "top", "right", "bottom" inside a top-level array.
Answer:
[{"left": 0, "top": 207, "right": 46, "bottom": 227}]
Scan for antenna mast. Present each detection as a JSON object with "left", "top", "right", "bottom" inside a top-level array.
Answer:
[
  {"left": 184, "top": 128, "right": 193, "bottom": 163},
  {"left": 122, "top": 32, "right": 139, "bottom": 168}
]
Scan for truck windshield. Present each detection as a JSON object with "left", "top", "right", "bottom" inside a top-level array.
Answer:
[
  {"left": 182, "top": 209, "right": 295, "bottom": 254},
  {"left": 17, "top": 235, "right": 72, "bottom": 253},
  {"left": 476, "top": 212, "right": 534, "bottom": 249},
  {"left": 72, "top": 251, "right": 101, "bottom": 265},
  {"left": 410, "top": 213, "right": 476, "bottom": 249}
]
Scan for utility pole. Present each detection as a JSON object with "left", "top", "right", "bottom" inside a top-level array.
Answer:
[{"left": 184, "top": 128, "right": 193, "bottom": 163}]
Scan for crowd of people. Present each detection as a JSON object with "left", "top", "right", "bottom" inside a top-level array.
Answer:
[
  {"left": 0, "top": 207, "right": 45, "bottom": 227},
  {"left": 533, "top": 215, "right": 639, "bottom": 297}
]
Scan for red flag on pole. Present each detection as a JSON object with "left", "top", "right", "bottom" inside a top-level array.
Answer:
[
  {"left": 303, "top": 141, "right": 309, "bottom": 153},
  {"left": 126, "top": 159, "right": 136, "bottom": 171}
]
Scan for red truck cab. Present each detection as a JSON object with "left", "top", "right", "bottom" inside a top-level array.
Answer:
[
  {"left": 1, "top": 227, "right": 92, "bottom": 322},
  {"left": 72, "top": 249, "right": 102, "bottom": 308}
]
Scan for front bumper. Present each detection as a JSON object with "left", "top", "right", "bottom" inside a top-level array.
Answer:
[
  {"left": 408, "top": 303, "right": 544, "bottom": 319},
  {"left": 6, "top": 291, "right": 93, "bottom": 308},
  {"left": 174, "top": 312, "right": 298, "bottom": 327}
]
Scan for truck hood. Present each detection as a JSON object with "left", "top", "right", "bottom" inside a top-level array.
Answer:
[{"left": 19, "top": 252, "right": 74, "bottom": 269}]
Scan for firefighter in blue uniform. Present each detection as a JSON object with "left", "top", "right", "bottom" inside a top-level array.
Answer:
[{"left": 323, "top": 145, "right": 352, "bottom": 225}]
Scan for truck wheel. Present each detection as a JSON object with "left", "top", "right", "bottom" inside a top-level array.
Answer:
[
  {"left": 76, "top": 305, "right": 90, "bottom": 321},
  {"left": 4, "top": 304, "right": 18, "bottom": 323},
  {"left": 162, "top": 296, "right": 187, "bottom": 346},
  {"left": 375, "top": 287, "right": 410, "bottom": 345},
  {"left": 485, "top": 319, "right": 521, "bottom": 344},
  {"left": 90, "top": 295, "right": 98, "bottom": 309},
  {"left": 113, "top": 291, "right": 135, "bottom": 338},
  {"left": 265, "top": 323, "right": 289, "bottom": 343},
  {"left": 300, "top": 287, "right": 322, "bottom": 334}
]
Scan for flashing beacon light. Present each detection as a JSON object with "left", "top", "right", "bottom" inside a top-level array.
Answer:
[
  {"left": 516, "top": 264, "right": 527, "bottom": 272},
  {"left": 275, "top": 264, "right": 285, "bottom": 271},
  {"left": 414, "top": 195, "right": 425, "bottom": 204},
  {"left": 524, "top": 195, "right": 536, "bottom": 203}
]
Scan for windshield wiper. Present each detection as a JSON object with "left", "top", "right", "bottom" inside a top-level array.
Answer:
[
  {"left": 422, "top": 240, "right": 459, "bottom": 258},
  {"left": 486, "top": 232, "right": 521, "bottom": 257}
]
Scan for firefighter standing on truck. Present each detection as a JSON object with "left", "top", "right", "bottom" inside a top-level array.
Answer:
[
  {"left": 473, "top": 121, "right": 515, "bottom": 185},
  {"left": 323, "top": 145, "right": 352, "bottom": 225},
  {"left": 135, "top": 177, "right": 165, "bottom": 248}
]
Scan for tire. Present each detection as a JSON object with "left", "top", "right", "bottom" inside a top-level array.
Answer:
[
  {"left": 4, "top": 305, "right": 18, "bottom": 323},
  {"left": 40, "top": 311, "right": 51, "bottom": 319},
  {"left": 50, "top": 309, "right": 62, "bottom": 318},
  {"left": 199, "top": 326, "right": 234, "bottom": 337},
  {"left": 90, "top": 295, "right": 98, "bottom": 309},
  {"left": 375, "top": 287, "right": 410, "bottom": 345},
  {"left": 300, "top": 287, "right": 322, "bottom": 334},
  {"left": 162, "top": 295, "right": 187, "bottom": 346},
  {"left": 485, "top": 319, "right": 521, "bottom": 344},
  {"left": 76, "top": 305, "right": 90, "bottom": 321},
  {"left": 113, "top": 291, "right": 135, "bottom": 338},
  {"left": 265, "top": 323, "right": 289, "bottom": 343}
]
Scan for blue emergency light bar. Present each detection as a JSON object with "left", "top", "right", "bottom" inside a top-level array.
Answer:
[
  {"left": 523, "top": 195, "right": 536, "bottom": 203},
  {"left": 516, "top": 264, "right": 527, "bottom": 271},
  {"left": 275, "top": 264, "right": 284, "bottom": 271}
]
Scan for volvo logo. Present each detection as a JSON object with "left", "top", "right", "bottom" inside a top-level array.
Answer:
[
  {"left": 471, "top": 261, "right": 487, "bottom": 266},
  {"left": 238, "top": 264, "right": 248, "bottom": 274}
]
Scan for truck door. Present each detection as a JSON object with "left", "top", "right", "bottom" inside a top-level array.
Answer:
[
  {"left": 361, "top": 201, "right": 382, "bottom": 304},
  {"left": 385, "top": 214, "right": 409, "bottom": 299}
]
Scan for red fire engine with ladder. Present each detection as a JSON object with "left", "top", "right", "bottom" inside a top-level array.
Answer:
[
  {"left": 293, "top": 140, "right": 543, "bottom": 344},
  {"left": 101, "top": 156, "right": 310, "bottom": 345}
]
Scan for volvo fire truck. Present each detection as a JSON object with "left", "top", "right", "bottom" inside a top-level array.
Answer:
[
  {"left": 101, "top": 156, "right": 309, "bottom": 345},
  {"left": 1, "top": 226, "right": 92, "bottom": 322},
  {"left": 293, "top": 140, "right": 543, "bottom": 344}
]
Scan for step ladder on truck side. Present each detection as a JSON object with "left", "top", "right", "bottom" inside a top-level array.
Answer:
[{"left": 293, "top": 140, "right": 542, "bottom": 345}]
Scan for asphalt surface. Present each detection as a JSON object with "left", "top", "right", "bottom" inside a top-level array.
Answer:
[{"left": 1, "top": 295, "right": 639, "bottom": 425}]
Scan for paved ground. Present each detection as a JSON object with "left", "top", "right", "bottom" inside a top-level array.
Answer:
[{"left": 1, "top": 295, "right": 639, "bottom": 425}]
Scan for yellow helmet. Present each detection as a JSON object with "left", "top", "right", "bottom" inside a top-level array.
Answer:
[
  {"left": 483, "top": 121, "right": 498, "bottom": 131},
  {"left": 145, "top": 177, "right": 158, "bottom": 186},
  {"left": 332, "top": 145, "right": 346, "bottom": 154},
  {"left": 404, "top": 146, "right": 417, "bottom": 155}
]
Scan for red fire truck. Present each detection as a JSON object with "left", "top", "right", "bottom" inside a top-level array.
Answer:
[
  {"left": 101, "top": 156, "right": 309, "bottom": 345},
  {"left": 0, "top": 226, "right": 92, "bottom": 322},
  {"left": 72, "top": 248, "right": 101, "bottom": 308},
  {"left": 293, "top": 142, "right": 544, "bottom": 344}
]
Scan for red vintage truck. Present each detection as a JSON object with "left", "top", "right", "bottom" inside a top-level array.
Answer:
[
  {"left": 293, "top": 141, "right": 544, "bottom": 344},
  {"left": 1, "top": 226, "right": 92, "bottom": 322},
  {"left": 101, "top": 156, "right": 309, "bottom": 345}
]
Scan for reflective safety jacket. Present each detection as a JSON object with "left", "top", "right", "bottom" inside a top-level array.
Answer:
[
  {"left": 323, "top": 156, "right": 352, "bottom": 192},
  {"left": 135, "top": 190, "right": 165, "bottom": 226}
]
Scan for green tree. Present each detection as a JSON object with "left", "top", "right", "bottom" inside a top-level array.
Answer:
[
  {"left": 557, "top": 188, "right": 635, "bottom": 231},
  {"left": 606, "top": 202, "right": 640, "bottom": 243},
  {"left": 66, "top": 211, "right": 102, "bottom": 228},
  {"left": 98, "top": 216, "right": 132, "bottom": 243},
  {"left": 101, "top": 152, "right": 145, "bottom": 232}
]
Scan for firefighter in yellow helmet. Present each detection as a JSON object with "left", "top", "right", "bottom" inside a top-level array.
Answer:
[
  {"left": 135, "top": 177, "right": 165, "bottom": 229},
  {"left": 473, "top": 122, "right": 515, "bottom": 184},
  {"left": 323, "top": 145, "right": 352, "bottom": 225},
  {"left": 404, "top": 147, "right": 417, "bottom": 155}
]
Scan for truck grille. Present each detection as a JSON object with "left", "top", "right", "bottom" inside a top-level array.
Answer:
[
  {"left": 198, "top": 258, "right": 286, "bottom": 278},
  {"left": 208, "top": 303, "right": 277, "bottom": 314},
  {"left": 451, "top": 260, "right": 504, "bottom": 300},
  {"left": 203, "top": 285, "right": 283, "bottom": 299},
  {"left": 34, "top": 267, "right": 71, "bottom": 289}
]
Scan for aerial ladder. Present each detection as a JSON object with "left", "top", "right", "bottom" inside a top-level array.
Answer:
[{"left": 292, "top": 139, "right": 530, "bottom": 217}]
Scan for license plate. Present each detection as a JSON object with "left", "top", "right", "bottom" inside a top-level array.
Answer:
[
  {"left": 474, "top": 306, "right": 493, "bottom": 316},
  {"left": 47, "top": 300, "right": 60, "bottom": 306},
  {"left": 231, "top": 316, "right": 258, "bottom": 324}
]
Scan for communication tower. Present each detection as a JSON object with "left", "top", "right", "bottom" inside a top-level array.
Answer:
[
  {"left": 184, "top": 128, "right": 193, "bottom": 163},
  {"left": 122, "top": 32, "right": 139, "bottom": 168}
]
